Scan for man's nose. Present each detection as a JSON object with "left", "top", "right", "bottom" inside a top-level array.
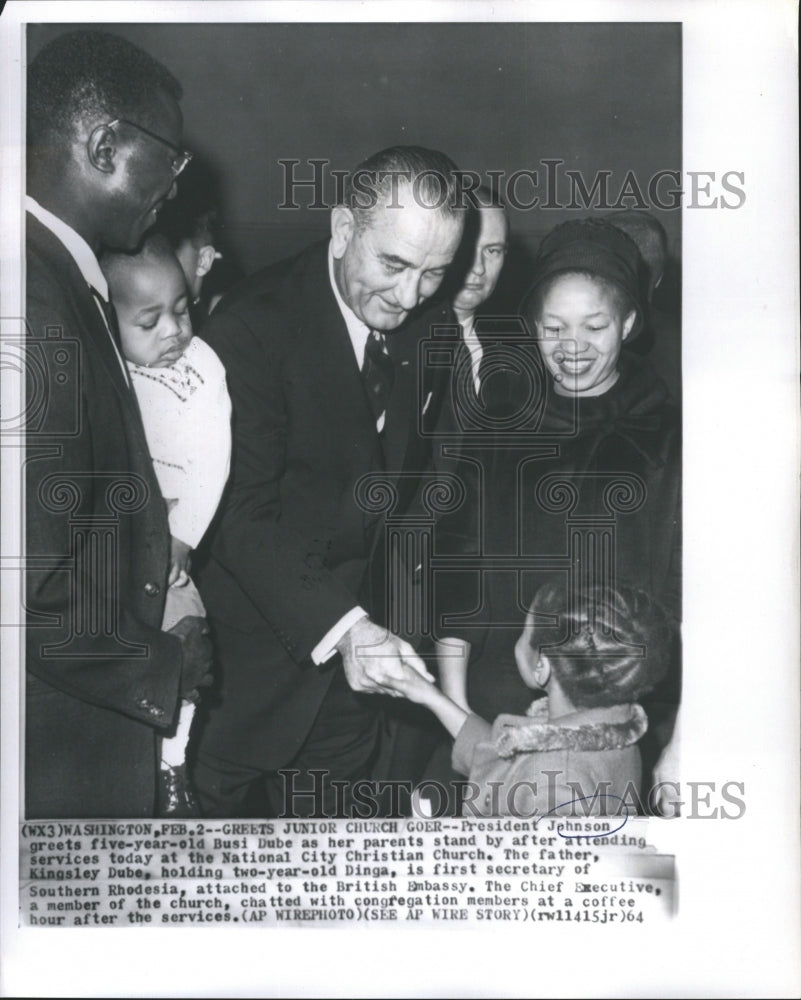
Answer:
[
  {"left": 470, "top": 251, "right": 486, "bottom": 277},
  {"left": 165, "top": 179, "right": 178, "bottom": 201},
  {"left": 394, "top": 271, "right": 421, "bottom": 310}
]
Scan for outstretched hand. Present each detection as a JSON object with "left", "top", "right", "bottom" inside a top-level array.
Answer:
[{"left": 335, "top": 616, "right": 433, "bottom": 697}]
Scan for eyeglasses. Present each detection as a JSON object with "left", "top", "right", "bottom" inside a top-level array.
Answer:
[{"left": 106, "top": 118, "right": 193, "bottom": 177}]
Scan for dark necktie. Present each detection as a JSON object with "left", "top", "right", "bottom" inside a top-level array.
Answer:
[{"left": 361, "top": 329, "right": 394, "bottom": 426}]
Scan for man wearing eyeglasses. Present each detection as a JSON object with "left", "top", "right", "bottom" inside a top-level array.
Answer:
[{"left": 24, "top": 29, "right": 212, "bottom": 818}]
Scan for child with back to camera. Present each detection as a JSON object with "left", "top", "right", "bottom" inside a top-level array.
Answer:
[
  {"left": 101, "top": 233, "right": 232, "bottom": 814},
  {"left": 394, "top": 581, "right": 672, "bottom": 817},
  {"left": 156, "top": 158, "right": 244, "bottom": 323}
]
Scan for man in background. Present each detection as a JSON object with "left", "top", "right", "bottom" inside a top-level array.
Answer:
[
  {"left": 451, "top": 193, "right": 510, "bottom": 398},
  {"left": 428, "top": 192, "right": 541, "bottom": 477},
  {"left": 608, "top": 209, "right": 680, "bottom": 401}
]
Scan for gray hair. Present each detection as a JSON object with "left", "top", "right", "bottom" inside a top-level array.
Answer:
[{"left": 341, "top": 145, "right": 464, "bottom": 229}]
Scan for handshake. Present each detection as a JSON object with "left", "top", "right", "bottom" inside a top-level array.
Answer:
[
  {"left": 335, "top": 616, "right": 433, "bottom": 698},
  {"left": 335, "top": 617, "right": 471, "bottom": 739}
]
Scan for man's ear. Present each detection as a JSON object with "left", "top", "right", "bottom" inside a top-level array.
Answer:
[
  {"left": 621, "top": 309, "right": 637, "bottom": 341},
  {"left": 87, "top": 123, "right": 118, "bottom": 175},
  {"left": 331, "top": 205, "right": 355, "bottom": 259},
  {"left": 196, "top": 244, "right": 217, "bottom": 278}
]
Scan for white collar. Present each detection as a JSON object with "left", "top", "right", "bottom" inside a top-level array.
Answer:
[
  {"left": 459, "top": 311, "right": 476, "bottom": 341},
  {"left": 26, "top": 195, "right": 109, "bottom": 300},
  {"left": 327, "top": 242, "right": 372, "bottom": 368}
]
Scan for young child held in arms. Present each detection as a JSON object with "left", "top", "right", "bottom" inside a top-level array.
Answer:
[
  {"left": 101, "top": 234, "right": 232, "bottom": 814},
  {"left": 395, "top": 581, "right": 671, "bottom": 817}
]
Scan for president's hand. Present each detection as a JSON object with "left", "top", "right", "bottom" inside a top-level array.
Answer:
[{"left": 336, "top": 616, "right": 433, "bottom": 696}]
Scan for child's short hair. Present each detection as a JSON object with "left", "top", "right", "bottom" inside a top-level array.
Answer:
[
  {"left": 101, "top": 232, "right": 182, "bottom": 290},
  {"left": 528, "top": 580, "right": 673, "bottom": 708}
]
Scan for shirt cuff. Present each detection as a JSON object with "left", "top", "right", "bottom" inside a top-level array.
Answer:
[{"left": 310, "top": 606, "right": 369, "bottom": 665}]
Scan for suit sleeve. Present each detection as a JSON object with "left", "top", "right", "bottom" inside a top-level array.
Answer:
[
  {"left": 25, "top": 286, "right": 183, "bottom": 730},
  {"left": 200, "top": 305, "right": 363, "bottom": 663}
]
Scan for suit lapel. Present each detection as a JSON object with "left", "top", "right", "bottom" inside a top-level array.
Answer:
[
  {"left": 296, "top": 245, "right": 382, "bottom": 465},
  {"left": 26, "top": 217, "right": 163, "bottom": 487},
  {"left": 26, "top": 216, "right": 135, "bottom": 412}
]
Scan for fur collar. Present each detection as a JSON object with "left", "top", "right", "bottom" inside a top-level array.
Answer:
[{"left": 493, "top": 698, "right": 648, "bottom": 758}]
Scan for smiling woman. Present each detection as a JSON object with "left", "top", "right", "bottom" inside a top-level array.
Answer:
[
  {"left": 523, "top": 220, "right": 643, "bottom": 397},
  {"left": 434, "top": 217, "right": 681, "bottom": 810}
]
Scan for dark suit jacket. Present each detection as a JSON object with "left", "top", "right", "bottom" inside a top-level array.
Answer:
[
  {"left": 195, "top": 240, "right": 452, "bottom": 769},
  {"left": 25, "top": 213, "right": 182, "bottom": 818},
  {"left": 434, "top": 352, "right": 681, "bottom": 720},
  {"left": 424, "top": 314, "right": 543, "bottom": 476}
]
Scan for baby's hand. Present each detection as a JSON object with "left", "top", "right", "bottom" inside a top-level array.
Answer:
[{"left": 168, "top": 536, "right": 192, "bottom": 588}]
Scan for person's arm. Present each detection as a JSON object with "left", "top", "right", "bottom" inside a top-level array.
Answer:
[
  {"left": 435, "top": 636, "right": 471, "bottom": 711},
  {"left": 203, "top": 304, "right": 433, "bottom": 692},
  {"left": 200, "top": 301, "right": 430, "bottom": 690},
  {"left": 200, "top": 304, "right": 363, "bottom": 661},
  {"left": 335, "top": 617, "right": 433, "bottom": 696},
  {"left": 385, "top": 662, "right": 470, "bottom": 738}
]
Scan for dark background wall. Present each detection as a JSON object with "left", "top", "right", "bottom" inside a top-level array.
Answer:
[{"left": 28, "top": 20, "right": 681, "bottom": 297}]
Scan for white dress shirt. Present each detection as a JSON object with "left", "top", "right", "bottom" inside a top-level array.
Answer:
[
  {"left": 459, "top": 313, "right": 484, "bottom": 395},
  {"left": 25, "top": 195, "right": 130, "bottom": 385}
]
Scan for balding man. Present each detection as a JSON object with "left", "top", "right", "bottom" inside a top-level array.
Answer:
[
  {"left": 451, "top": 195, "right": 510, "bottom": 396},
  {"left": 193, "top": 146, "right": 465, "bottom": 817}
]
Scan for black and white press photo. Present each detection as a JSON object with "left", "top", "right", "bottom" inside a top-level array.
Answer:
[{"left": 1, "top": 3, "right": 798, "bottom": 998}]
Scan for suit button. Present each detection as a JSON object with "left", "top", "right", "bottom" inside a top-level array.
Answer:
[
  {"left": 144, "top": 581, "right": 160, "bottom": 597},
  {"left": 137, "top": 697, "right": 165, "bottom": 720}
]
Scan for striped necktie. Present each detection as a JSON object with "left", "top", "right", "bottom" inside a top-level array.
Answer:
[{"left": 361, "top": 329, "right": 394, "bottom": 427}]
